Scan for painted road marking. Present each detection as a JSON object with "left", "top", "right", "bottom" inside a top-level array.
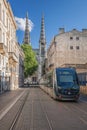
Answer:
[{"left": 0, "top": 90, "right": 26, "bottom": 120}]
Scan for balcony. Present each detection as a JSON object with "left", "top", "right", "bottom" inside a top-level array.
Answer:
[
  {"left": 0, "top": 43, "right": 7, "bottom": 55},
  {"left": 8, "top": 52, "right": 18, "bottom": 63}
]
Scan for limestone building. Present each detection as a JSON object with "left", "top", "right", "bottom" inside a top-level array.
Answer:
[
  {"left": 47, "top": 28, "right": 87, "bottom": 73},
  {"left": 0, "top": 0, "right": 24, "bottom": 92},
  {"left": 18, "top": 44, "right": 24, "bottom": 87}
]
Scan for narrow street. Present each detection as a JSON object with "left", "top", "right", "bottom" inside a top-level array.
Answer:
[{"left": 0, "top": 87, "right": 87, "bottom": 130}]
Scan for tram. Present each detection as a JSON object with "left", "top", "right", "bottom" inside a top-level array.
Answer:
[{"left": 39, "top": 68, "right": 80, "bottom": 101}]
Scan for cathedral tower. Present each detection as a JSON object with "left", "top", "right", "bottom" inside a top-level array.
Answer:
[
  {"left": 23, "top": 12, "right": 30, "bottom": 44},
  {"left": 38, "top": 15, "right": 46, "bottom": 80}
]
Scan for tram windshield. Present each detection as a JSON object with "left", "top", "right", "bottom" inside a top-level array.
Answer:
[
  {"left": 59, "top": 75, "right": 73, "bottom": 83},
  {"left": 56, "top": 69, "right": 78, "bottom": 86}
]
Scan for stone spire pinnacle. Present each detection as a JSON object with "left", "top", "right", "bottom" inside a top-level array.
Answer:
[
  {"left": 38, "top": 15, "right": 46, "bottom": 79},
  {"left": 23, "top": 12, "right": 30, "bottom": 44},
  {"left": 39, "top": 15, "right": 46, "bottom": 44}
]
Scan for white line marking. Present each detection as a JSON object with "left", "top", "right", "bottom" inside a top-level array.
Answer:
[
  {"left": 79, "top": 117, "right": 87, "bottom": 125},
  {"left": 0, "top": 90, "right": 25, "bottom": 120}
]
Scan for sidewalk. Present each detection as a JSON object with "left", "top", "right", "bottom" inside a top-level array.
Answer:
[{"left": 0, "top": 88, "right": 24, "bottom": 112}]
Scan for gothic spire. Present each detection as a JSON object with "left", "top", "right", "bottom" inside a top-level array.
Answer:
[
  {"left": 38, "top": 15, "right": 46, "bottom": 79},
  {"left": 23, "top": 12, "right": 30, "bottom": 44},
  {"left": 39, "top": 15, "right": 46, "bottom": 44}
]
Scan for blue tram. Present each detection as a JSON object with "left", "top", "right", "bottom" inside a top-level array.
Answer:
[{"left": 39, "top": 68, "right": 80, "bottom": 101}]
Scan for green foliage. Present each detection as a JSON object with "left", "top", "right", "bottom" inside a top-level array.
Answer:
[{"left": 21, "top": 44, "right": 38, "bottom": 77}]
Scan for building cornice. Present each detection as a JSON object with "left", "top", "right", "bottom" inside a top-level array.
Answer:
[
  {"left": 3, "top": 0, "right": 8, "bottom": 8},
  {"left": 7, "top": 2, "right": 17, "bottom": 29}
]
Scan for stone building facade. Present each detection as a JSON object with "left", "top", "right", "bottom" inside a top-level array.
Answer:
[
  {"left": 18, "top": 44, "right": 24, "bottom": 87},
  {"left": 47, "top": 28, "right": 87, "bottom": 72},
  {"left": 0, "top": 0, "right": 24, "bottom": 92}
]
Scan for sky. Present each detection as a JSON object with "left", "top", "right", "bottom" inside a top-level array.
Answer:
[{"left": 8, "top": 0, "right": 87, "bottom": 48}]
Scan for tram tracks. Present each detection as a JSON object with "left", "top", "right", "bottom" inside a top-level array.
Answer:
[
  {"left": 0, "top": 90, "right": 26, "bottom": 121},
  {"left": 64, "top": 97, "right": 87, "bottom": 115},
  {"left": 60, "top": 98, "right": 87, "bottom": 126},
  {"left": 9, "top": 91, "right": 29, "bottom": 130},
  {"left": 39, "top": 89, "right": 87, "bottom": 128},
  {"left": 1, "top": 88, "right": 87, "bottom": 130},
  {"left": 0, "top": 89, "right": 30, "bottom": 130},
  {"left": 38, "top": 91, "right": 53, "bottom": 130}
]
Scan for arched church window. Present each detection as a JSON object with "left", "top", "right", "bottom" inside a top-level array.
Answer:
[{"left": 41, "top": 43, "right": 44, "bottom": 45}]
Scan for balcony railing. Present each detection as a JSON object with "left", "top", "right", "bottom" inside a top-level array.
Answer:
[
  {"left": 0, "top": 43, "right": 7, "bottom": 55},
  {"left": 8, "top": 52, "right": 18, "bottom": 63}
]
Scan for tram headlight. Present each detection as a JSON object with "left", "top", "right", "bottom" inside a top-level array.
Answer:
[{"left": 72, "top": 85, "right": 79, "bottom": 90}]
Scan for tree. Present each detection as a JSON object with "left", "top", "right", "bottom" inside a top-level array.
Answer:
[{"left": 21, "top": 44, "right": 38, "bottom": 78}]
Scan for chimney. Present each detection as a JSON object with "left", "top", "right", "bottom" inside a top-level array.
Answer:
[
  {"left": 82, "top": 29, "right": 87, "bottom": 33},
  {"left": 59, "top": 28, "right": 65, "bottom": 34}
]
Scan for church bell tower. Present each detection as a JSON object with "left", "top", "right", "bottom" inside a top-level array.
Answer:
[
  {"left": 38, "top": 15, "right": 46, "bottom": 80},
  {"left": 23, "top": 12, "right": 30, "bottom": 44}
]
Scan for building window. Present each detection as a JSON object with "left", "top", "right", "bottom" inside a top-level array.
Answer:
[
  {"left": 6, "top": 14, "right": 8, "bottom": 27},
  {"left": 70, "top": 46, "right": 73, "bottom": 49},
  {"left": 76, "top": 46, "right": 79, "bottom": 50},
  {"left": 70, "top": 37, "right": 73, "bottom": 40},
  {"left": 41, "top": 42, "right": 44, "bottom": 45},
  {"left": 2, "top": 10, "right": 5, "bottom": 24},
  {"left": 76, "top": 37, "right": 79, "bottom": 40},
  {"left": 7, "top": 18, "right": 9, "bottom": 29},
  {"left": 7, "top": 38, "right": 9, "bottom": 51},
  {"left": 3, "top": 56, "right": 4, "bottom": 66},
  {"left": 9, "top": 41, "right": 10, "bottom": 52},
  {"left": 3, "top": 32, "right": 5, "bottom": 43}
]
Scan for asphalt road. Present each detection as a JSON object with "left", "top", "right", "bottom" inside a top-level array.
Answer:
[{"left": 0, "top": 87, "right": 87, "bottom": 130}]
